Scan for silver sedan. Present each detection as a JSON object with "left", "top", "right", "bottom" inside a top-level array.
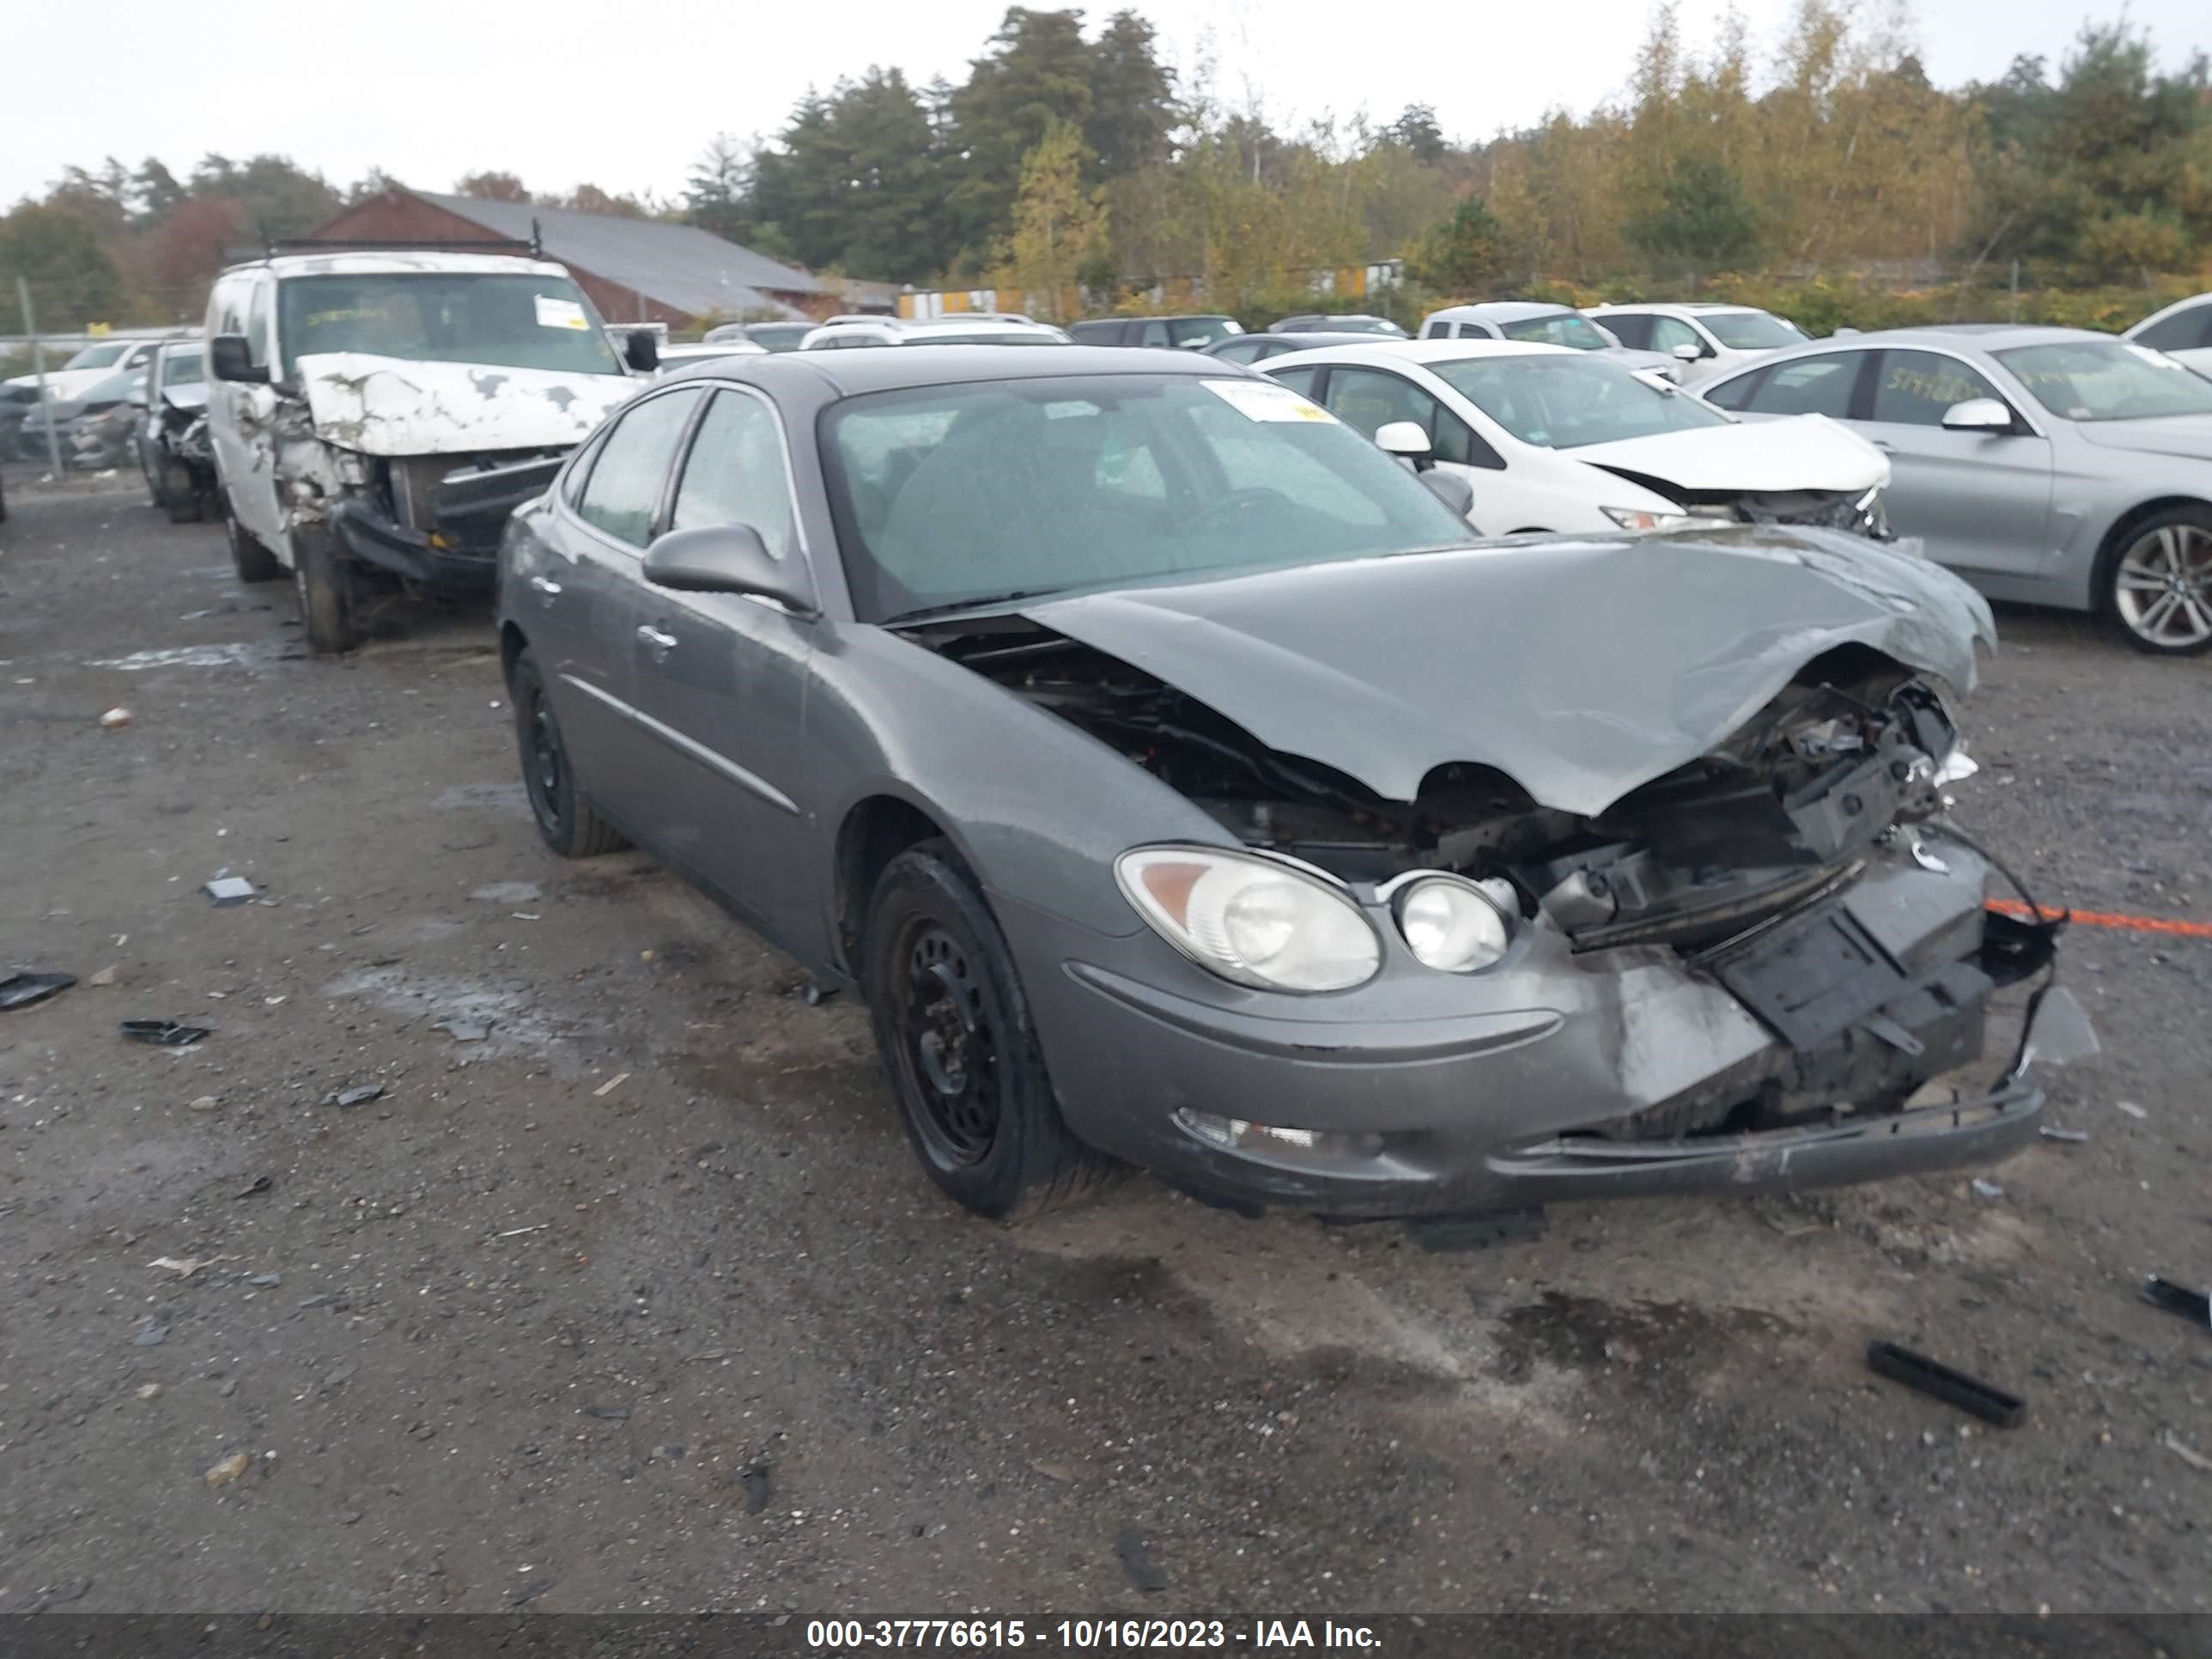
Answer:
[{"left": 1701, "top": 325, "right": 2212, "bottom": 655}]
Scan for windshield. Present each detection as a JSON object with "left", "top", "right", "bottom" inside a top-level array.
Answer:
[
  {"left": 1995, "top": 340, "right": 2212, "bottom": 422},
  {"left": 1170, "top": 317, "right": 1242, "bottom": 346},
  {"left": 161, "top": 349, "right": 204, "bottom": 387},
  {"left": 278, "top": 273, "right": 623, "bottom": 379},
  {"left": 822, "top": 374, "right": 1472, "bottom": 623},
  {"left": 1498, "top": 312, "right": 1614, "bottom": 350},
  {"left": 62, "top": 341, "right": 131, "bottom": 371},
  {"left": 1704, "top": 311, "right": 1808, "bottom": 350},
  {"left": 1431, "top": 354, "right": 1730, "bottom": 448}
]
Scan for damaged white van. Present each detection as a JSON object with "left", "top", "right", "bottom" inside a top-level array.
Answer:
[{"left": 204, "top": 249, "right": 653, "bottom": 652}]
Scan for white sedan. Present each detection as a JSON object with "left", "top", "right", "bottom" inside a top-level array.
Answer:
[{"left": 1261, "top": 340, "right": 1889, "bottom": 538}]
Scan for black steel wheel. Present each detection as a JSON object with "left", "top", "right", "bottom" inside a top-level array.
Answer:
[
  {"left": 227, "top": 510, "right": 281, "bottom": 582},
  {"left": 862, "top": 839, "right": 1121, "bottom": 1218},
  {"left": 509, "top": 647, "right": 625, "bottom": 858}
]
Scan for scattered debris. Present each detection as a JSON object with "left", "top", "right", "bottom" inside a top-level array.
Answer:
[
  {"left": 1030, "top": 1460, "right": 1077, "bottom": 1484},
  {"left": 494, "top": 1223, "right": 548, "bottom": 1239},
  {"left": 100, "top": 706, "right": 131, "bottom": 728},
  {"left": 121, "top": 1018, "right": 210, "bottom": 1047},
  {"left": 136, "top": 1382, "right": 164, "bottom": 1401},
  {"left": 88, "top": 964, "right": 118, "bottom": 987},
  {"left": 133, "top": 1322, "right": 170, "bottom": 1346},
  {"left": 1971, "top": 1178, "right": 2005, "bottom": 1200},
  {"left": 592, "top": 1073, "right": 630, "bottom": 1098},
  {"left": 149, "top": 1256, "right": 216, "bottom": 1278},
  {"left": 233, "top": 1175, "right": 272, "bottom": 1200},
  {"left": 2141, "top": 1276, "right": 2212, "bottom": 1329},
  {"left": 1865, "top": 1340, "right": 2026, "bottom": 1428},
  {"left": 0, "top": 970, "right": 76, "bottom": 1011},
  {"left": 509, "top": 1578, "right": 556, "bottom": 1607},
  {"left": 580, "top": 1405, "right": 630, "bottom": 1421},
  {"left": 2116, "top": 1100, "right": 2148, "bottom": 1119},
  {"left": 739, "top": 1463, "right": 773, "bottom": 1514},
  {"left": 187, "top": 1094, "right": 221, "bottom": 1113},
  {"left": 246, "top": 1273, "right": 281, "bottom": 1287},
  {"left": 469, "top": 881, "right": 542, "bottom": 904},
  {"left": 2039, "top": 1126, "right": 2088, "bottom": 1144},
  {"left": 204, "top": 1451, "right": 252, "bottom": 1489},
  {"left": 328, "top": 1085, "right": 385, "bottom": 1109},
  {"left": 1113, "top": 1523, "right": 1170, "bottom": 1592},
  {"left": 432, "top": 1018, "right": 492, "bottom": 1042},
  {"left": 204, "top": 876, "right": 258, "bottom": 906},
  {"left": 2163, "top": 1431, "right": 2212, "bottom": 1474}
]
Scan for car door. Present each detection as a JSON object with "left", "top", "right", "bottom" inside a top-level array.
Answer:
[
  {"left": 548, "top": 385, "right": 709, "bottom": 830},
  {"left": 207, "top": 276, "right": 277, "bottom": 542},
  {"left": 1854, "top": 349, "right": 2052, "bottom": 579},
  {"left": 623, "top": 386, "right": 818, "bottom": 948},
  {"left": 1314, "top": 365, "right": 1514, "bottom": 526}
]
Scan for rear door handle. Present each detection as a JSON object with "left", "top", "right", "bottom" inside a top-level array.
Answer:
[{"left": 636, "top": 624, "right": 678, "bottom": 661}]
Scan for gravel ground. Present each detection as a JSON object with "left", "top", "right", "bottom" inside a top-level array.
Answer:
[{"left": 2, "top": 467, "right": 2209, "bottom": 1617}]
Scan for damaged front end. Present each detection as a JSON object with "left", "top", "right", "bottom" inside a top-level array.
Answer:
[
  {"left": 313, "top": 446, "right": 568, "bottom": 593},
  {"left": 904, "top": 544, "right": 2090, "bottom": 1217}
]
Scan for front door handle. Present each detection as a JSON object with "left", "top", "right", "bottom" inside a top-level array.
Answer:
[
  {"left": 1870, "top": 439, "right": 1896, "bottom": 452},
  {"left": 636, "top": 623, "right": 678, "bottom": 661},
  {"left": 528, "top": 574, "right": 562, "bottom": 605}
]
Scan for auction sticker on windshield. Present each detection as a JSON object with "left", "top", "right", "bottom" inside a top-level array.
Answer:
[
  {"left": 1203, "top": 380, "right": 1338, "bottom": 423},
  {"left": 534, "top": 295, "right": 590, "bottom": 331}
]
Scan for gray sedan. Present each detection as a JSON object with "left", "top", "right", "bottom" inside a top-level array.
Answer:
[
  {"left": 495, "top": 345, "right": 2087, "bottom": 1228},
  {"left": 1703, "top": 325, "right": 2212, "bottom": 654}
]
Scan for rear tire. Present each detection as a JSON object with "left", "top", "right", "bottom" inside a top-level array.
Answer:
[
  {"left": 227, "top": 511, "right": 281, "bottom": 582},
  {"left": 511, "top": 648, "right": 627, "bottom": 858},
  {"left": 2099, "top": 506, "right": 2212, "bottom": 656},
  {"left": 862, "top": 839, "right": 1121, "bottom": 1220},
  {"left": 292, "top": 523, "right": 358, "bottom": 653},
  {"left": 160, "top": 456, "right": 203, "bottom": 523}
]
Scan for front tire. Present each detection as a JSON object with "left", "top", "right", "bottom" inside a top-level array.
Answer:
[
  {"left": 292, "top": 523, "right": 358, "bottom": 653},
  {"left": 862, "top": 840, "right": 1121, "bottom": 1220},
  {"left": 159, "top": 456, "right": 203, "bottom": 523},
  {"left": 227, "top": 511, "right": 281, "bottom": 582},
  {"left": 2101, "top": 507, "right": 2212, "bottom": 656},
  {"left": 510, "top": 647, "right": 626, "bottom": 858}
]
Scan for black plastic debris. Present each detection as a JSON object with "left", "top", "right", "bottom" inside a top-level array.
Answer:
[
  {"left": 233, "top": 1175, "right": 272, "bottom": 1200},
  {"left": 121, "top": 1018, "right": 210, "bottom": 1047},
  {"left": 328, "top": 1085, "right": 385, "bottom": 1109},
  {"left": 1113, "top": 1524, "right": 1170, "bottom": 1593},
  {"left": 2142, "top": 1276, "right": 2212, "bottom": 1329},
  {"left": 2039, "top": 1127, "right": 2089, "bottom": 1144},
  {"left": 0, "top": 971, "right": 76, "bottom": 1011},
  {"left": 739, "top": 1463, "right": 773, "bottom": 1514},
  {"left": 1865, "top": 1340, "right": 2026, "bottom": 1428},
  {"left": 580, "top": 1405, "right": 630, "bottom": 1421}
]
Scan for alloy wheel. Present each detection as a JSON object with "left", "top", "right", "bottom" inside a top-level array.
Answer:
[{"left": 2114, "top": 523, "right": 2212, "bottom": 650}]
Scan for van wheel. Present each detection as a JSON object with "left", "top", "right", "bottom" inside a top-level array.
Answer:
[
  {"left": 863, "top": 839, "right": 1122, "bottom": 1220},
  {"left": 510, "top": 647, "right": 627, "bottom": 857},
  {"left": 293, "top": 524, "right": 358, "bottom": 653},
  {"left": 227, "top": 513, "right": 281, "bottom": 582},
  {"left": 160, "top": 457, "right": 203, "bottom": 523}
]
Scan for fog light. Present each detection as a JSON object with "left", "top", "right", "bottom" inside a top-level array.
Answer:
[{"left": 1174, "top": 1109, "right": 1384, "bottom": 1162}]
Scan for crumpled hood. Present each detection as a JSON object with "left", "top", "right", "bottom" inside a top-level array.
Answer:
[
  {"left": 2071, "top": 414, "right": 2212, "bottom": 463},
  {"left": 295, "top": 351, "right": 636, "bottom": 457},
  {"left": 1021, "top": 528, "right": 1992, "bottom": 818},
  {"left": 1572, "top": 414, "right": 1888, "bottom": 497}
]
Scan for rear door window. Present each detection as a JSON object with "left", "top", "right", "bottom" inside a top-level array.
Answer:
[
  {"left": 573, "top": 387, "right": 704, "bottom": 549},
  {"left": 1741, "top": 354, "right": 1865, "bottom": 418},
  {"left": 1598, "top": 313, "right": 1651, "bottom": 349}
]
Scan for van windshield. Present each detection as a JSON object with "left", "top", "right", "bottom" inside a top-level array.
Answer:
[{"left": 279, "top": 274, "right": 623, "bottom": 379}]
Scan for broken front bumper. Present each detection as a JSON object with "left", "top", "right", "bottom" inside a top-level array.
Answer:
[
  {"left": 326, "top": 455, "right": 564, "bottom": 594},
  {"left": 1003, "top": 833, "right": 2092, "bottom": 1221}
]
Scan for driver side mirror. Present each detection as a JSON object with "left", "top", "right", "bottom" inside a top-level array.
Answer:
[
  {"left": 1942, "top": 398, "right": 2013, "bottom": 433},
  {"left": 623, "top": 330, "right": 659, "bottom": 374},
  {"left": 1374, "top": 419, "right": 1435, "bottom": 472},
  {"left": 1672, "top": 341, "right": 1705, "bottom": 362},
  {"left": 1419, "top": 469, "right": 1474, "bottom": 520},
  {"left": 641, "top": 523, "right": 817, "bottom": 616},
  {"left": 207, "top": 334, "right": 267, "bottom": 385}
]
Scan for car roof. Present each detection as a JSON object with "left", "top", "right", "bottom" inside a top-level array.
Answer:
[
  {"left": 1426, "top": 301, "right": 1569, "bottom": 323},
  {"left": 659, "top": 343, "right": 1237, "bottom": 397},
  {"left": 1590, "top": 301, "right": 1770, "bottom": 316},
  {"left": 1261, "top": 338, "right": 1572, "bottom": 368},
  {"left": 222, "top": 250, "right": 573, "bottom": 281}
]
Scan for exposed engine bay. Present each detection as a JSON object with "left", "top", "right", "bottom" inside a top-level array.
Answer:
[{"left": 915, "top": 616, "right": 1966, "bottom": 956}]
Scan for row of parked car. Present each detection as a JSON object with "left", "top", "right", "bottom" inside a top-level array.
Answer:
[{"left": 7, "top": 236, "right": 2116, "bottom": 1231}]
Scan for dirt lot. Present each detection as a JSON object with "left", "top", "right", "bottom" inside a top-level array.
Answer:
[{"left": 2, "top": 467, "right": 2209, "bottom": 1618}]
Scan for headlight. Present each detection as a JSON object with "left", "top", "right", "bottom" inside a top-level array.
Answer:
[
  {"left": 1602, "top": 506, "right": 1735, "bottom": 532},
  {"left": 1115, "top": 846, "right": 1381, "bottom": 993},
  {"left": 1388, "top": 874, "right": 1513, "bottom": 972}
]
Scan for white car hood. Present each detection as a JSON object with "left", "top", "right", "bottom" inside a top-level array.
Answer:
[
  {"left": 1571, "top": 414, "right": 1887, "bottom": 497},
  {"left": 295, "top": 352, "right": 636, "bottom": 457},
  {"left": 4, "top": 368, "right": 118, "bottom": 404}
]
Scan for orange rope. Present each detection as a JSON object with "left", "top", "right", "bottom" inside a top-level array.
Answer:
[{"left": 1987, "top": 896, "right": 2212, "bottom": 940}]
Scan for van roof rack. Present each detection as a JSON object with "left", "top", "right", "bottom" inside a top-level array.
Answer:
[{"left": 243, "top": 220, "right": 544, "bottom": 260}]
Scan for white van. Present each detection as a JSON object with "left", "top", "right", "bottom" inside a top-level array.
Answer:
[{"left": 204, "top": 249, "right": 652, "bottom": 651}]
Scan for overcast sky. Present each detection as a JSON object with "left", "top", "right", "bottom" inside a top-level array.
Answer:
[{"left": 5, "top": 0, "right": 2203, "bottom": 210}]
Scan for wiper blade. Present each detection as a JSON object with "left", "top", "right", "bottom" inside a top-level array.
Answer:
[{"left": 883, "top": 589, "right": 1052, "bottom": 625}]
